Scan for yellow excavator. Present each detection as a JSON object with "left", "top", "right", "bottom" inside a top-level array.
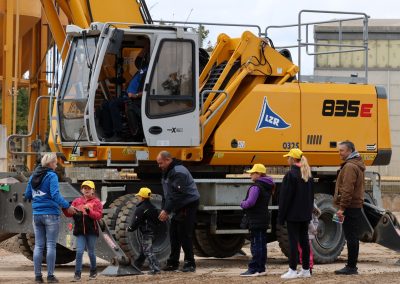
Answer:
[{"left": 0, "top": 0, "right": 399, "bottom": 275}]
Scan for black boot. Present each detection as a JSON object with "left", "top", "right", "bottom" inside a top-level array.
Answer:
[
  {"left": 47, "top": 275, "right": 59, "bottom": 283},
  {"left": 181, "top": 261, "right": 196, "bottom": 273},
  {"left": 334, "top": 266, "right": 358, "bottom": 275},
  {"left": 34, "top": 276, "right": 44, "bottom": 284},
  {"left": 162, "top": 260, "right": 179, "bottom": 271},
  {"left": 89, "top": 269, "right": 97, "bottom": 279},
  {"left": 72, "top": 272, "right": 81, "bottom": 282}
]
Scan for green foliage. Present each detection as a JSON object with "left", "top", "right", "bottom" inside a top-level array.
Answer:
[
  {"left": 16, "top": 88, "right": 29, "bottom": 134},
  {"left": 0, "top": 88, "right": 29, "bottom": 133},
  {"left": 196, "top": 24, "right": 209, "bottom": 48}
]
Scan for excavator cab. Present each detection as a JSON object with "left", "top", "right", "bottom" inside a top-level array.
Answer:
[{"left": 56, "top": 23, "right": 200, "bottom": 151}]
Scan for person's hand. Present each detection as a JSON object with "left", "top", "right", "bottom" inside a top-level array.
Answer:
[
  {"left": 159, "top": 210, "right": 169, "bottom": 222},
  {"left": 67, "top": 206, "right": 77, "bottom": 215},
  {"left": 336, "top": 209, "right": 344, "bottom": 220},
  {"left": 83, "top": 204, "right": 91, "bottom": 213}
]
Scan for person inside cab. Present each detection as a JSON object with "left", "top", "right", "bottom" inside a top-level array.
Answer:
[{"left": 99, "top": 40, "right": 150, "bottom": 142}]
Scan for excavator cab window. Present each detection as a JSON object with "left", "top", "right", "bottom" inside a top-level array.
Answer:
[
  {"left": 58, "top": 36, "right": 97, "bottom": 142},
  {"left": 146, "top": 39, "right": 195, "bottom": 118}
]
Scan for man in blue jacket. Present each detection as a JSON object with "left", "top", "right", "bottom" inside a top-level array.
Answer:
[
  {"left": 157, "top": 151, "right": 200, "bottom": 273},
  {"left": 25, "top": 153, "right": 76, "bottom": 283}
]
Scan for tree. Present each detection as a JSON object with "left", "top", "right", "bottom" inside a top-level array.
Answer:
[{"left": 196, "top": 24, "right": 209, "bottom": 48}]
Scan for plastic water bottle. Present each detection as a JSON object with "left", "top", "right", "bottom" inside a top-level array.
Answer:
[{"left": 332, "top": 213, "right": 344, "bottom": 224}]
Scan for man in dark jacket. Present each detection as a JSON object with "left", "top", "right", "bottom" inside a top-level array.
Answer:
[
  {"left": 127, "top": 187, "right": 161, "bottom": 275},
  {"left": 157, "top": 151, "right": 200, "bottom": 272},
  {"left": 334, "top": 140, "right": 366, "bottom": 275},
  {"left": 240, "top": 164, "right": 274, "bottom": 277}
]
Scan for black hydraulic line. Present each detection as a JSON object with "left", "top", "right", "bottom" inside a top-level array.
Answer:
[
  {"left": 138, "top": 0, "right": 153, "bottom": 24},
  {"left": 86, "top": 0, "right": 94, "bottom": 23}
]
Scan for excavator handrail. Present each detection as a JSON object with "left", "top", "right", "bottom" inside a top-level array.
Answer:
[
  {"left": 265, "top": 10, "right": 370, "bottom": 83},
  {"left": 7, "top": 96, "right": 60, "bottom": 156},
  {"left": 153, "top": 20, "right": 263, "bottom": 37}
]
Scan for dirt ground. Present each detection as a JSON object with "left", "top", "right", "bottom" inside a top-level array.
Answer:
[{"left": 1, "top": 215, "right": 400, "bottom": 283}]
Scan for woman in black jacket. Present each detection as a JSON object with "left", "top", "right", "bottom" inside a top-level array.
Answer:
[{"left": 278, "top": 148, "right": 314, "bottom": 279}]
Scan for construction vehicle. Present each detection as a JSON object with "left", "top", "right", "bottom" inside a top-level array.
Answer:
[{"left": 1, "top": 1, "right": 400, "bottom": 275}]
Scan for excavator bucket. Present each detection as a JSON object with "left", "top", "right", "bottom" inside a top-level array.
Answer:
[
  {"left": 362, "top": 202, "right": 400, "bottom": 252},
  {"left": 95, "top": 220, "right": 143, "bottom": 276}
]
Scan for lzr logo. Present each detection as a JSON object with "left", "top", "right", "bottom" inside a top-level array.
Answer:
[{"left": 256, "top": 97, "right": 291, "bottom": 131}]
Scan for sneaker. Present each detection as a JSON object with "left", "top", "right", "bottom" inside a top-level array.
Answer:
[
  {"left": 181, "top": 262, "right": 196, "bottom": 273},
  {"left": 297, "top": 268, "right": 311, "bottom": 278},
  {"left": 148, "top": 269, "right": 161, "bottom": 275},
  {"left": 258, "top": 271, "right": 268, "bottom": 276},
  {"left": 89, "top": 269, "right": 97, "bottom": 279},
  {"left": 281, "top": 268, "right": 298, "bottom": 279},
  {"left": 71, "top": 273, "right": 81, "bottom": 282},
  {"left": 47, "top": 275, "right": 59, "bottom": 283},
  {"left": 240, "top": 270, "right": 259, "bottom": 277},
  {"left": 34, "top": 276, "right": 44, "bottom": 283},
  {"left": 162, "top": 264, "right": 179, "bottom": 271},
  {"left": 334, "top": 266, "right": 358, "bottom": 275}
]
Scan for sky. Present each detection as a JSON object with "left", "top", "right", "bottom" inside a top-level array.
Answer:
[{"left": 146, "top": 0, "right": 400, "bottom": 74}]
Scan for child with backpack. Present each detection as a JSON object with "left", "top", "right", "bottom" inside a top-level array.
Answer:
[
  {"left": 127, "top": 187, "right": 161, "bottom": 275},
  {"left": 64, "top": 180, "right": 103, "bottom": 281}
]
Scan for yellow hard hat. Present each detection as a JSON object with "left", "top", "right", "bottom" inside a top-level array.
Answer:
[
  {"left": 246, "top": 164, "right": 267, "bottom": 174},
  {"left": 136, "top": 187, "right": 152, "bottom": 198},
  {"left": 283, "top": 148, "right": 303, "bottom": 160},
  {"left": 81, "top": 180, "right": 95, "bottom": 190}
]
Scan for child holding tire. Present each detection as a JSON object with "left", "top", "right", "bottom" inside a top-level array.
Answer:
[{"left": 127, "top": 187, "right": 161, "bottom": 275}]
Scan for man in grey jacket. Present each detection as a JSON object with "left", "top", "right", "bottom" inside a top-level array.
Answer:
[{"left": 157, "top": 151, "right": 200, "bottom": 273}]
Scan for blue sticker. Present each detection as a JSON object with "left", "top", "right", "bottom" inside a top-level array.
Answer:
[{"left": 256, "top": 97, "right": 291, "bottom": 131}]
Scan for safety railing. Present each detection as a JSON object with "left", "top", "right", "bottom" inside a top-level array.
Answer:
[{"left": 265, "top": 10, "right": 370, "bottom": 83}]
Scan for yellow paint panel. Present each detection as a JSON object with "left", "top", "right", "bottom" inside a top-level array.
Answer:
[
  {"left": 89, "top": 0, "right": 144, "bottom": 24},
  {"left": 213, "top": 83, "right": 300, "bottom": 152},
  {"left": 300, "top": 83, "right": 377, "bottom": 152},
  {"left": 340, "top": 40, "right": 353, "bottom": 68}
]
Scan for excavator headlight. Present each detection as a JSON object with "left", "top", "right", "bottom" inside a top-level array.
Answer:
[{"left": 88, "top": 150, "right": 97, "bottom": 158}]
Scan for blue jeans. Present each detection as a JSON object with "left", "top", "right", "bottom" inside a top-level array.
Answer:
[
  {"left": 75, "top": 234, "right": 97, "bottom": 274},
  {"left": 248, "top": 229, "right": 267, "bottom": 273},
  {"left": 32, "top": 214, "right": 60, "bottom": 277}
]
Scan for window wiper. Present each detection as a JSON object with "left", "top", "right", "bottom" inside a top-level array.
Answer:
[
  {"left": 72, "top": 125, "right": 86, "bottom": 155},
  {"left": 82, "top": 31, "right": 95, "bottom": 92}
]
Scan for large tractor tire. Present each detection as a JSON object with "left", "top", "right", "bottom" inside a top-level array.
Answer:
[
  {"left": 194, "top": 229, "right": 245, "bottom": 258},
  {"left": 114, "top": 195, "right": 170, "bottom": 263},
  {"left": 276, "top": 224, "right": 290, "bottom": 258},
  {"left": 193, "top": 233, "right": 210, "bottom": 257},
  {"left": 104, "top": 193, "right": 136, "bottom": 234},
  {"left": 312, "top": 193, "right": 345, "bottom": 264},
  {"left": 18, "top": 233, "right": 76, "bottom": 264}
]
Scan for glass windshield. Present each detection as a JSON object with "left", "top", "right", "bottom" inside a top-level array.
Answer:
[{"left": 59, "top": 37, "right": 96, "bottom": 142}]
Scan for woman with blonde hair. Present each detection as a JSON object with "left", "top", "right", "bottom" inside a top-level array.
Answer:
[
  {"left": 278, "top": 148, "right": 314, "bottom": 279},
  {"left": 25, "top": 153, "right": 76, "bottom": 283}
]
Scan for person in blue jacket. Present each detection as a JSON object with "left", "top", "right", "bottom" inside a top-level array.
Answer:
[{"left": 25, "top": 153, "right": 76, "bottom": 284}]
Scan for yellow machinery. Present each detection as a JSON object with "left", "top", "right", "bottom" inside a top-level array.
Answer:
[{"left": 1, "top": 2, "right": 399, "bottom": 272}]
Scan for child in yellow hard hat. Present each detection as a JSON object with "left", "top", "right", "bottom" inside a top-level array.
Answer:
[
  {"left": 127, "top": 187, "right": 161, "bottom": 275},
  {"left": 64, "top": 180, "right": 103, "bottom": 281}
]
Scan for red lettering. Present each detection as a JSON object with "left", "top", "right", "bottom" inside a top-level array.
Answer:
[{"left": 360, "top": 104, "right": 373, "bottom": 117}]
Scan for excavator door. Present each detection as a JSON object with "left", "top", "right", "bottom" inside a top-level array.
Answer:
[{"left": 142, "top": 29, "right": 200, "bottom": 147}]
